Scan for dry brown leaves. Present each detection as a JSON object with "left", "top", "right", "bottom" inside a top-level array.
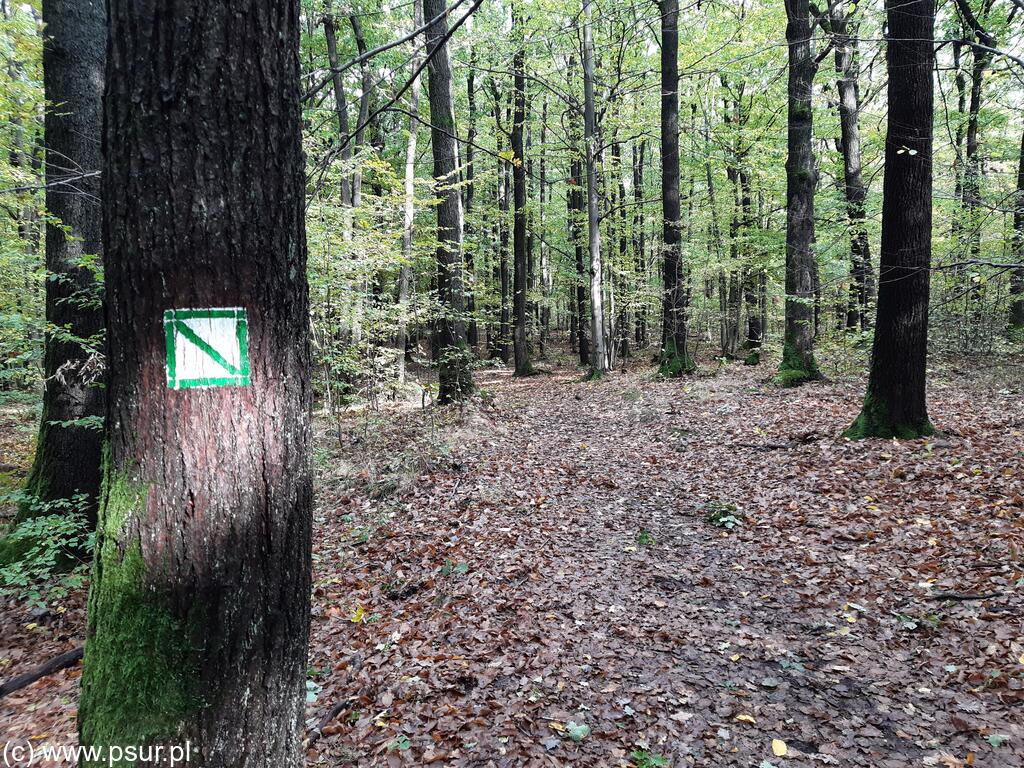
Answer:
[{"left": 2, "top": 358, "right": 1023, "bottom": 767}]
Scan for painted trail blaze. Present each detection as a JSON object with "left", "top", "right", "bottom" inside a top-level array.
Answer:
[{"left": 164, "top": 307, "right": 250, "bottom": 389}]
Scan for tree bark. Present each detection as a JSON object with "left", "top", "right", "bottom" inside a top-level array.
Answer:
[
  {"left": 15, "top": 0, "right": 106, "bottom": 538},
  {"left": 80, "top": 0, "right": 312, "bottom": 762},
  {"left": 582, "top": 0, "right": 608, "bottom": 374},
  {"left": 424, "top": 0, "right": 473, "bottom": 401},
  {"left": 1009, "top": 128, "right": 1024, "bottom": 331},
  {"left": 464, "top": 45, "right": 479, "bottom": 351},
  {"left": 658, "top": 0, "right": 692, "bottom": 375},
  {"left": 829, "top": 3, "right": 872, "bottom": 331},
  {"left": 846, "top": 0, "right": 935, "bottom": 439},
  {"left": 780, "top": 0, "right": 820, "bottom": 385},
  {"left": 511, "top": 5, "right": 532, "bottom": 376}
]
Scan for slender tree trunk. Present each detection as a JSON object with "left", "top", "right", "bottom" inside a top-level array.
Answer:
[
  {"left": 511, "top": 5, "right": 532, "bottom": 376},
  {"left": 569, "top": 155, "right": 591, "bottom": 365},
  {"left": 12, "top": 0, "right": 106, "bottom": 542},
  {"left": 424, "top": 0, "right": 472, "bottom": 401},
  {"left": 582, "top": 0, "right": 607, "bottom": 374},
  {"left": 538, "top": 96, "right": 552, "bottom": 357},
  {"left": 80, "top": 0, "right": 312, "bottom": 761},
  {"left": 397, "top": 0, "right": 424, "bottom": 386},
  {"left": 1009, "top": 128, "right": 1024, "bottom": 331},
  {"left": 349, "top": 13, "right": 374, "bottom": 208},
  {"left": 846, "top": 0, "right": 935, "bottom": 439},
  {"left": 323, "top": 4, "right": 352, "bottom": 209},
  {"left": 633, "top": 139, "right": 648, "bottom": 348},
  {"left": 830, "top": 4, "right": 872, "bottom": 331},
  {"left": 464, "top": 45, "right": 479, "bottom": 351},
  {"left": 780, "top": 0, "right": 820, "bottom": 385},
  {"left": 658, "top": 0, "right": 692, "bottom": 375}
]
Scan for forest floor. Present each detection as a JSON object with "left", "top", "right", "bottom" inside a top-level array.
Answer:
[{"left": 1, "top": 349, "right": 1023, "bottom": 767}]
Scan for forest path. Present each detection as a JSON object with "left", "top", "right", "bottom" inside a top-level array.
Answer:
[{"left": 307, "top": 361, "right": 1024, "bottom": 767}]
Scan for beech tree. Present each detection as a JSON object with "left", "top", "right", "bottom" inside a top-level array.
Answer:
[
  {"left": 846, "top": 0, "right": 936, "bottom": 439},
  {"left": 78, "top": 0, "right": 313, "bottom": 761},
  {"left": 582, "top": 0, "right": 608, "bottom": 375},
  {"left": 779, "top": 0, "right": 820, "bottom": 386},
  {"left": 826, "top": 1, "right": 873, "bottom": 330},
  {"left": 12, "top": 0, "right": 105, "bottom": 542}
]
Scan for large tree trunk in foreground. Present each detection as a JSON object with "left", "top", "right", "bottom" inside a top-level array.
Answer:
[
  {"left": 425, "top": 0, "right": 473, "bottom": 401},
  {"left": 780, "top": 0, "right": 820, "bottom": 386},
  {"left": 582, "top": 0, "right": 608, "bottom": 374},
  {"left": 658, "top": 0, "right": 692, "bottom": 376},
  {"left": 15, "top": 0, "right": 105, "bottom": 540},
  {"left": 830, "top": 3, "right": 872, "bottom": 331},
  {"left": 511, "top": 6, "right": 532, "bottom": 376},
  {"left": 846, "top": 0, "right": 935, "bottom": 439},
  {"left": 79, "top": 1, "right": 312, "bottom": 762}
]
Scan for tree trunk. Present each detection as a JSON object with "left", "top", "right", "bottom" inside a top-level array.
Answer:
[
  {"left": 464, "top": 46, "right": 479, "bottom": 351},
  {"left": 830, "top": 3, "right": 872, "bottom": 331},
  {"left": 511, "top": 5, "right": 532, "bottom": 376},
  {"left": 424, "top": 0, "right": 472, "bottom": 401},
  {"left": 538, "top": 96, "right": 552, "bottom": 357},
  {"left": 397, "top": 0, "right": 425, "bottom": 386},
  {"left": 582, "top": 0, "right": 607, "bottom": 374},
  {"left": 780, "top": 0, "right": 820, "bottom": 385},
  {"left": 846, "top": 0, "right": 935, "bottom": 439},
  {"left": 80, "top": 0, "right": 312, "bottom": 762},
  {"left": 14, "top": 0, "right": 106, "bottom": 540},
  {"left": 633, "top": 139, "right": 648, "bottom": 348},
  {"left": 323, "top": 4, "right": 352, "bottom": 209},
  {"left": 1009, "top": 128, "right": 1024, "bottom": 331},
  {"left": 658, "top": 0, "right": 692, "bottom": 375}
]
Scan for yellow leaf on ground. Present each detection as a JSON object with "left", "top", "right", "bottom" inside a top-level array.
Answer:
[
  {"left": 772, "top": 738, "right": 788, "bottom": 757},
  {"left": 734, "top": 713, "right": 756, "bottom": 724}
]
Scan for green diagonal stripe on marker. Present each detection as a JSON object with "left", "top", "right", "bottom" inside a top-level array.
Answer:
[
  {"left": 164, "top": 307, "right": 250, "bottom": 389},
  {"left": 172, "top": 319, "right": 241, "bottom": 376}
]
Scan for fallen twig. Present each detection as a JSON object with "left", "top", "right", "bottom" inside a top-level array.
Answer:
[{"left": 0, "top": 646, "right": 83, "bottom": 699}]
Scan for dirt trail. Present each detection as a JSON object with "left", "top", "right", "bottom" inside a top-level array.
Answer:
[
  {"left": 2, "top": 362, "right": 1022, "bottom": 767},
  {"left": 306, "top": 364, "right": 1024, "bottom": 767}
]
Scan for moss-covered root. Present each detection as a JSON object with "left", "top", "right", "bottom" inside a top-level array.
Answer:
[
  {"left": 743, "top": 351, "right": 760, "bottom": 366},
  {"left": 774, "top": 341, "right": 819, "bottom": 387},
  {"left": 844, "top": 394, "right": 935, "bottom": 440},
  {"left": 79, "top": 472, "right": 200, "bottom": 763},
  {"left": 657, "top": 339, "right": 695, "bottom": 378}
]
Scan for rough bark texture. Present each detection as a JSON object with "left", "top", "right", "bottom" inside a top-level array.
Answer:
[
  {"left": 658, "top": 0, "right": 692, "bottom": 376},
  {"left": 582, "top": 0, "right": 607, "bottom": 375},
  {"left": 779, "top": 0, "right": 820, "bottom": 386},
  {"left": 830, "top": 3, "right": 873, "bottom": 331},
  {"left": 16, "top": 0, "right": 106, "bottom": 535},
  {"left": 511, "top": 8, "right": 532, "bottom": 376},
  {"left": 424, "top": 0, "right": 472, "bottom": 401},
  {"left": 846, "top": 0, "right": 935, "bottom": 439},
  {"left": 78, "top": 1, "right": 312, "bottom": 764}
]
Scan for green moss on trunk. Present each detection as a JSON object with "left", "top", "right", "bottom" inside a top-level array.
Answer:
[
  {"left": 774, "top": 340, "right": 819, "bottom": 387},
  {"left": 78, "top": 470, "right": 201, "bottom": 761},
  {"left": 844, "top": 392, "right": 935, "bottom": 440},
  {"left": 658, "top": 338, "right": 695, "bottom": 378}
]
